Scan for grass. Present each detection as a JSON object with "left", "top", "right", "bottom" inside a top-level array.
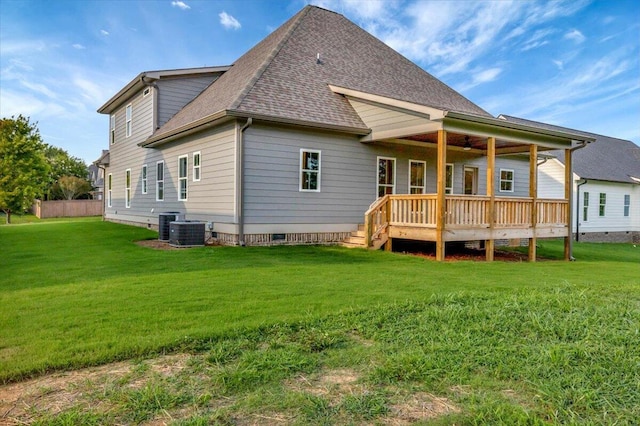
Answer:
[{"left": 1, "top": 220, "right": 639, "bottom": 424}]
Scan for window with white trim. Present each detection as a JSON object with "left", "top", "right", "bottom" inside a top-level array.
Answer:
[
  {"left": 500, "top": 169, "right": 514, "bottom": 192},
  {"left": 156, "top": 161, "right": 164, "bottom": 201},
  {"left": 178, "top": 155, "right": 188, "bottom": 201},
  {"left": 110, "top": 115, "right": 116, "bottom": 145},
  {"left": 107, "top": 173, "right": 112, "bottom": 207},
  {"left": 445, "top": 163, "right": 454, "bottom": 194},
  {"left": 125, "top": 169, "right": 131, "bottom": 208},
  {"left": 193, "top": 152, "right": 201, "bottom": 182},
  {"left": 141, "top": 164, "right": 147, "bottom": 194},
  {"left": 583, "top": 192, "right": 589, "bottom": 222},
  {"left": 409, "top": 160, "right": 426, "bottom": 194},
  {"left": 125, "top": 104, "right": 132, "bottom": 137},
  {"left": 599, "top": 193, "right": 606, "bottom": 217},
  {"left": 300, "top": 149, "right": 321, "bottom": 192},
  {"left": 624, "top": 194, "right": 630, "bottom": 217},
  {"left": 377, "top": 157, "right": 395, "bottom": 197}
]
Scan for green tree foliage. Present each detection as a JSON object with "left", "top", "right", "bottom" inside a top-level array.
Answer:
[
  {"left": 0, "top": 115, "right": 50, "bottom": 223},
  {"left": 44, "top": 145, "right": 90, "bottom": 200},
  {"left": 54, "top": 175, "right": 93, "bottom": 200}
]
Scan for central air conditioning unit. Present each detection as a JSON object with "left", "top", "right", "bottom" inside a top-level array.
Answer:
[
  {"left": 169, "top": 221, "right": 206, "bottom": 247},
  {"left": 158, "top": 212, "right": 184, "bottom": 241}
]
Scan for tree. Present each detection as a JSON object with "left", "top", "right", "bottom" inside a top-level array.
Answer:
[
  {"left": 44, "top": 145, "right": 89, "bottom": 200},
  {"left": 0, "top": 116, "right": 50, "bottom": 223},
  {"left": 54, "top": 175, "right": 93, "bottom": 200}
]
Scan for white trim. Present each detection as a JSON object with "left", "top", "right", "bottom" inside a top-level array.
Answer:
[
  {"left": 463, "top": 165, "right": 479, "bottom": 195},
  {"left": 408, "top": 159, "right": 426, "bottom": 194},
  {"left": 178, "top": 155, "right": 188, "bottom": 201},
  {"left": 110, "top": 115, "right": 116, "bottom": 145},
  {"left": 445, "top": 163, "right": 454, "bottom": 194},
  {"left": 143, "top": 87, "right": 150, "bottom": 97},
  {"left": 156, "top": 160, "right": 164, "bottom": 201},
  {"left": 107, "top": 173, "right": 112, "bottom": 208},
  {"left": 125, "top": 103, "right": 132, "bottom": 138},
  {"left": 599, "top": 192, "right": 606, "bottom": 217},
  {"left": 125, "top": 168, "right": 131, "bottom": 208},
  {"left": 377, "top": 156, "right": 396, "bottom": 197},
  {"left": 499, "top": 168, "right": 514, "bottom": 193},
  {"left": 192, "top": 151, "right": 201, "bottom": 182},
  {"left": 583, "top": 191, "right": 589, "bottom": 222},
  {"left": 141, "top": 164, "right": 148, "bottom": 194},
  {"left": 623, "top": 194, "right": 630, "bottom": 217},
  {"left": 299, "top": 149, "right": 321, "bottom": 192}
]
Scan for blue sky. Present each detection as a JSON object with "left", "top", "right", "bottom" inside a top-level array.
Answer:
[{"left": 1, "top": 0, "right": 639, "bottom": 163}]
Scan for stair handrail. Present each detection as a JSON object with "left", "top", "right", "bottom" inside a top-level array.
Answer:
[{"left": 364, "top": 195, "right": 390, "bottom": 248}]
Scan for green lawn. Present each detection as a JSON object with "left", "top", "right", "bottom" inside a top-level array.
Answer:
[{"left": 1, "top": 220, "right": 639, "bottom": 424}]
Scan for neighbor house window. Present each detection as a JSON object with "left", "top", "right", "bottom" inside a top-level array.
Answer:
[
  {"left": 125, "top": 169, "right": 131, "bottom": 208},
  {"left": 583, "top": 192, "right": 589, "bottom": 222},
  {"left": 377, "top": 157, "right": 396, "bottom": 197},
  {"left": 193, "top": 151, "right": 201, "bottom": 182},
  {"left": 125, "top": 104, "right": 132, "bottom": 137},
  {"left": 107, "top": 173, "right": 112, "bottom": 207},
  {"left": 110, "top": 115, "right": 115, "bottom": 145},
  {"left": 624, "top": 194, "right": 630, "bottom": 217},
  {"left": 409, "top": 160, "right": 426, "bottom": 194},
  {"left": 300, "top": 149, "right": 321, "bottom": 192},
  {"left": 500, "top": 169, "right": 514, "bottom": 192},
  {"left": 445, "top": 164, "right": 453, "bottom": 194},
  {"left": 156, "top": 161, "right": 164, "bottom": 201},
  {"left": 141, "top": 164, "right": 147, "bottom": 194},
  {"left": 178, "top": 155, "right": 188, "bottom": 200},
  {"left": 599, "top": 193, "right": 606, "bottom": 217}
]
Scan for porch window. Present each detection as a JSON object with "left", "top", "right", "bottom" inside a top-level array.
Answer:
[
  {"left": 178, "top": 155, "right": 188, "bottom": 201},
  {"left": 110, "top": 115, "right": 115, "bottom": 144},
  {"left": 500, "top": 169, "right": 514, "bottom": 192},
  {"left": 156, "top": 161, "right": 164, "bottom": 201},
  {"left": 599, "top": 193, "right": 606, "bottom": 217},
  {"left": 125, "top": 104, "right": 132, "bottom": 138},
  {"left": 141, "top": 164, "right": 147, "bottom": 194},
  {"left": 409, "top": 160, "right": 426, "bottom": 194},
  {"left": 300, "top": 149, "right": 320, "bottom": 192},
  {"left": 445, "top": 164, "right": 453, "bottom": 194},
  {"left": 583, "top": 192, "right": 589, "bottom": 222},
  {"left": 125, "top": 169, "right": 131, "bottom": 208},
  {"left": 107, "top": 173, "right": 112, "bottom": 207},
  {"left": 624, "top": 194, "right": 630, "bottom": 217},
  {"left": 193, "top": 151, "right": 201, "bottom": 182},
  {"left": 377, "top": 157, "right": 396, "bottom": 197}
]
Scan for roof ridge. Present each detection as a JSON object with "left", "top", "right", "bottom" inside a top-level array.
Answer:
[{"left": 229, "top": 6, "right": 312, "bottom": 110}]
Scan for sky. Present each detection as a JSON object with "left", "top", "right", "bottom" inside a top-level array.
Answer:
[{"left": 1, "top": 0, "right": 639, "bottom": 163}]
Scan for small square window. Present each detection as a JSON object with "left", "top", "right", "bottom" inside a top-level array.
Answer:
[{"left": 500, "top": 169, "right": 514, "bottom": 192}]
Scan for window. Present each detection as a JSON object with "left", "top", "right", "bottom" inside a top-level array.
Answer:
[
  {"left": 178, "top": 155, "right": 188, "bottom": 200},
  {"left": 377, "top": 157, "right": 396, "bottom": 197},
  {"left": 599, "top": 193, "right": 606, "bottom": 217},
  {"left": 107, "top": 173, "right": 112, "bottom": 207},
  {"left": 110, "top": 115, "right": 115, "bottom": 145},
  {"left": 500, "top": 169, "right": 514, "bottom": 192},
  {"left": 624, "top": 194, "right": 630, "bottom": 217},
  {"left": 125, "top": 169, "right": 131, "bottom": 208},
  {"left": 143, "top": 87, "right": 150, "bottom": 97},
  {"left": 445, "top": 164, "right": 454, "bottom": 194},
  {"left": 409, "top": 160, "right": 426, "bottom": 194},
  {"left": 583, "top": 192, "right": 589, "bottom": 222},
  {"left": 300, "top": 149, "right": 321, "bottom": 191},
  {"left": 193, "top": 152, "right": 201, "bottom": 182},
  {"left": 156, "top": 161, "right": 164, "bottom": 201},
  {"left": 141, "top": 164, "right": 147, "bottom": 194},
  {"left": 125, "top": 104, "right": 132, "bottom": 137}
]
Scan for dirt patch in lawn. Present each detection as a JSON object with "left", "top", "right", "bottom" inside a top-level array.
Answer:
[{"left": 135, "top": 239, "right": 181, "bottom": 250}]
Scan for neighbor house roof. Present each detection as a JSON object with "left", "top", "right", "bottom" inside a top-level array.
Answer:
[
  {"left": 146, "top": 5, "right": 492, "bottom": 146},
  {"left": 500, "top": 115, "right": 640, "bottom": 184}
]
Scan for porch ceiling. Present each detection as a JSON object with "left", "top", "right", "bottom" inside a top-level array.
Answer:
[{"left": 404, "top": 132, "right": 535, "bottom": 154}]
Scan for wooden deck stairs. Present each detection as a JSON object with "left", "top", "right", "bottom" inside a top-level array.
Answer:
[{"left": 341, "top": 224, "right": 388, "bottom": 250}]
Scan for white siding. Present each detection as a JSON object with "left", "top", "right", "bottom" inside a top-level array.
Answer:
[
  {"left": 577, "top": 180, "right": 637, "bottom": 233},
  {"left": 538, "top": 158, "right": 566, "bottom": 199}
]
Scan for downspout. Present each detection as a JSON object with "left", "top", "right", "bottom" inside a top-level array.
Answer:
[
  {"left": 575, "top": 179, "right": 587, "bottom": 242},
  {"left": 238, "top": 118, "right": 252, "bottom": 246},
  {"left": 567, "top": 141, "right": 589, "bottom": 260}
]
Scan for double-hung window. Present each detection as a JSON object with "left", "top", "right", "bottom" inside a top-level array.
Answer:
[
  {"left": 193, "top": 152, "right": 201, "bottom": 182},
  {"left": 178, "top": 155, "right": 188, "bottom": 200},
  {"left": 377, "top": 157, "right": 395, "bottom": 197},
  {"left": 583, "top": 192, "right": 589, "bottom": 221},
  {"left": 141, "top": 165, "right": 147, "bottom": 194},
  {"left": 125, "top": 104, "right": 132, "bottom": 137},
  {"left": 107, "top": 174, "right": 112, "bottom": 207},
  {"left": 624, "top": 194, "right": 630, "bottom": 217},
  {"left": 125, "top": 169, "right": 131, "bottom": 208},
  {"left": 300, "top": 149, "right": 320, "bottom": 191},
  {"left": 409, "top": 160, "right": 426, "bottom": 194},
  {"left": 500, "top": 169, "right": 514, "bottom": 192},
  {"left": 110, "top": 115, "right": 115, "bottom": 144},
  {"left": 156, "top": 161, "right": 164, "bottom": 201},
  {"left": 599, "top": 193, "right": 606, "bottom": 217}
]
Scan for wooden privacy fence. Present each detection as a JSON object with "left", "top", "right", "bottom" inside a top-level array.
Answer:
[{"left": 32, "top": 199, "right": 103, "bottom": 219}]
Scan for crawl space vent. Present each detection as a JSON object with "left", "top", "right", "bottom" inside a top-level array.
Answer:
[{"left": 169, "top": 221, "right": 205, "bottom": 247}]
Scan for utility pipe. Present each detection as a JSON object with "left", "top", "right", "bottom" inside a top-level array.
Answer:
[
  {"left": 237, "top": 117, "right": 252, "bottom": 246},
  {"left": 575, "top": 179, "right": 588, "bottom": 242},
  {"left": 567, "top": 141, "right": 589, "bottom": 260}
]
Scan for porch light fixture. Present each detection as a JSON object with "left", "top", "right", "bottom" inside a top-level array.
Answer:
[{"left": 463, "top": 135, "right": 472, "bottom": 151}]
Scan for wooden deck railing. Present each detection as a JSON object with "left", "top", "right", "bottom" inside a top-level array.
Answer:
[{"left": 364, "top": 195, "right": 390, "bottom": 247}]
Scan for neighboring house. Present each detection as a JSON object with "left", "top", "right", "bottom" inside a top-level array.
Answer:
[
  {"left": 501, "top": 116, "right": 640, "bottom": 243},
  {"left": 97, "top": 5, "right": 593, "bottom": 260},
  {"left": 88, "top": 150, "right": 109, "bottom": 200}
]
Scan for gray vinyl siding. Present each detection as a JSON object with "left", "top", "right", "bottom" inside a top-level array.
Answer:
[
  {"left": 156, "top": 76, "right": 219, "bottom": 128},
  {"left": 348, "top": 99, "right": 430, "bottom": 133}
]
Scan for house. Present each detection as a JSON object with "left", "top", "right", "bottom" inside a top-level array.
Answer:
[
  {"left": 97, "top": 5, "right": 594, "bottom": 261},
  {"left": 89, "top": 150, "right": 109, "bottom": 200},
  {"left": 500, "top": 116, "right": 640, "bottom": 243}
]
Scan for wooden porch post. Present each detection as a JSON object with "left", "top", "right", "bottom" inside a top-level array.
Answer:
[
  {"left": 485, "top": 137, "right": 495, "bottom": 261},
  {"left": 436, "top": 129, "right": 447, "bottom": 261},
  {"left": 564, "top": 148, "right": 573, "bottom": 260},
  {"left": 528, "top": 144, "right": 538, "bottom": 262}
]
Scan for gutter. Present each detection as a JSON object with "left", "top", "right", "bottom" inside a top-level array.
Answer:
[
  {"left": 237, "top": 117, "right": 252, "bottom": 246},
  {"left": 567, "top": 140, "right": 589, "bottom": 260},
  {"left": 575, "top": 179, "right": 588, "bottom": 242}
]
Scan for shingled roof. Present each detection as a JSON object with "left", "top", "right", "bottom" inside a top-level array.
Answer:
[
  {"left": 150, "top": 5, "right": 491, "bottom": 143},
  {"left": 500, "top": 115, "right": 640, "bottom": 184}
]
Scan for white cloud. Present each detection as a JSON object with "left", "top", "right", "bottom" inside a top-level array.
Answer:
[
  {"left": 72, "top": 44, "right": 86, "bottom": 50},
  {"left": 20, "top": 80, "right": 57, "bottom": 99},
  {"left": 552, "top": 60, "right": 564, "bottom": 70},
  {"left": 171, "top": 1, "right": 190, "bottom": 10},
  {"left": 458, "top": 67, "right": 503, "bottom": 91},
  {"left": 564, "top": 29, "right": 586, "bottom": 43},
  {"left": 219, "top": 11, "right": 241, "bottom": 30},
  {"left": 100, "top": 29, "right": 109, "bottom": 36},
  {"left": 0, "top": 40, "right": 47, "bottom": 55}
]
